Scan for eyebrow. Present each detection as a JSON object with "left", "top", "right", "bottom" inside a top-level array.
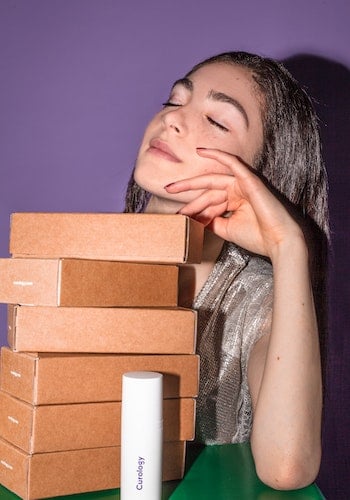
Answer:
[
  {"left": 171, "top": 77, "right": 249, "bottom": 128},
  {"left": 171, "top": 77, "right": 193, "bottom": 92}
]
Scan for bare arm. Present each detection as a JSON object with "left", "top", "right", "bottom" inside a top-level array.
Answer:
[
  {"left": 165, "top": 148, "right": 323, "bottom": 490},
  {"left": 248, "top": 235, "right": 322, "bottom": 490}
]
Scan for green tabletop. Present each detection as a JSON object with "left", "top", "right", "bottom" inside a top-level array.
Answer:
[{"left": 0, "top": 442, "right": 325, "bottom": 499}]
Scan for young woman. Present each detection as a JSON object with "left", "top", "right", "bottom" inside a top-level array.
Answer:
[{"left": 124, "top": 52, "right": 329, "bottom": 490}]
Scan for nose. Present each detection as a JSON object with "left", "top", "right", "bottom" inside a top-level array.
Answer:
[{"left": 162, "top": 107, "right": 187, "bottom": 135}]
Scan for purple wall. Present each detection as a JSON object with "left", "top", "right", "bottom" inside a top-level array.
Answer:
[{"left": 1, "top": 0, "right": 349, "bottom": 497}]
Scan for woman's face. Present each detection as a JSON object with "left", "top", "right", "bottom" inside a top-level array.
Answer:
[{"left": 134, "top": 62, "right": 264, "bottom": 211}]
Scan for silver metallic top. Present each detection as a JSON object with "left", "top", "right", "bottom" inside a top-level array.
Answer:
[{"left": 193, "top": 242, "right": 273, "bottom": 444}]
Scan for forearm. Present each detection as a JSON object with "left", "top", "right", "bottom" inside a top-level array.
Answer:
[{"left": 250, "top": 234, "right": 322, "bottom": 489}]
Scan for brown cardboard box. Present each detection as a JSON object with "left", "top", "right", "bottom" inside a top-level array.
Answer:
[
  {"left": 0, "top": 437, "right": 185, "bottom": 500},
  {"left": 7, "top": 305, "right": 196, "bottom": 354},
  {"left": 9, "top": 212, "right": 204, "bottom": 264},
  {"left": 0, "top": 391, "right": 195, "bottom": 453},
  {"left": 0, "top": 347, "right": 199, "bottom": 404},
  {"left": 0, "top": 258, "right": 178, "bottom": 307}
]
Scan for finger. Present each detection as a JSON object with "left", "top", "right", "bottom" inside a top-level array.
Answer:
[
  {"left": 207, "top": 215, "right": 231, "bottom": 239},
  {"left": 196, "top": 150, "right": 284, "bottom": 220},
  {"left": 196, "top": 148, "right": 254, "bottom": 179},
  {"left": 165, "top": 173, "right": 237, "bottom": 194},
  {"left": 182, "top": 202, "right": 230, "bottom": 227},
  {"left": 177, "top": 189, "right": 229, "bottom": 217}
]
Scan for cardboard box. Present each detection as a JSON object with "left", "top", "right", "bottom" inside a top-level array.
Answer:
[
  {"left": 0, "top": 391, "right": 195, "bottom": 453},
  {"left": 0, "top": 437, "right": 185, "bottom": 500},
  {"left": 0, "top": 347, "right": 199, "bottom": 404},
  {"left": 7, "top": 305, "right": 196, "bottom": 354},
  {"left": 0, "top": 258, "right": 178, "bottom": 307},
  {"left": 9, "top": 212, "right": 204, "bottom": 264}
]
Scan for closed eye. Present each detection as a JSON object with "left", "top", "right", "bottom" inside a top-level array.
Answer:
[
  {"left": 162, "top": 101, "right": 229, "bottom": 132},
  {"left": 207, "top": 116, "right": 229, "bottom": 132},
  {"left": 162, "top": 101, "right": 182, "bottom": 107}
]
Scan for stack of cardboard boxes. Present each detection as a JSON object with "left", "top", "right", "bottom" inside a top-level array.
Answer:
[{"left": 0, "top": 212, "right": 204, "bottom": 500}]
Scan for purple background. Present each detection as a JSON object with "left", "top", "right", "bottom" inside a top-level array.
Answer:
[{"left": 1, "top": 1, "right": 349, "bottom": 497}]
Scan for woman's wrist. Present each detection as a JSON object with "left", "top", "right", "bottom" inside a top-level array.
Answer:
[{"left": 269, "top": 229, "right": 309, "bottom": 267}]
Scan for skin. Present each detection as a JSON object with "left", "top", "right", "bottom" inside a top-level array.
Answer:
[{"left": 134, "top": 62, "right": 322, "bottom": 490}]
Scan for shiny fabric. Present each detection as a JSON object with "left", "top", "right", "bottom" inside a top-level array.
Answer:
[{"left": 193, "top": 242, "right": 273, "bottom": 444}]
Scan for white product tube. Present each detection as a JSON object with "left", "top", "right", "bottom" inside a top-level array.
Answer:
[{"left": 121, "top": 371, "right": 163, "bottom": 500}]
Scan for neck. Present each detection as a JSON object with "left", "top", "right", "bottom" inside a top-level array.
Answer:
[
  {"left": 178, "top": 228, "right": 224, "bottom": 307},
  {"left": 201, "top": 227, "right": 225, "bottom": 262},
  {"left": 145, "top": 195, "right": 183, "bottom": 215},
  {"left": 144, "top": 194, "right": 225, "bottom": 306}
]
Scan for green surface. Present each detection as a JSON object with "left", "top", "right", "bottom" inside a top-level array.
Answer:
[
  {"left": 0, "top": 443, "right": 325, "bottom": 499},
  {"left": 170, "top": 443, "right": 326, "bottom": 499}
]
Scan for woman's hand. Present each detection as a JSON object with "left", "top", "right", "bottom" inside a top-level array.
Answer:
[{"left": 165, "top": 148, "right": 305, "bottom": 260}]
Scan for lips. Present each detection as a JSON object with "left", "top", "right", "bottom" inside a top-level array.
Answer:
[{"left": 148, "top": 138, "right": 181, "bottom": 163}]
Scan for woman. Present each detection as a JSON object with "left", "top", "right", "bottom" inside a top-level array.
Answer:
[{"left": 124, "top": 51, "right": 329, "bottom": 490}]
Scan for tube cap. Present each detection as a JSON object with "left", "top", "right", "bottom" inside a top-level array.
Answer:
[{"left": 122, "top": 371, "right": 163, "bottom": 426}]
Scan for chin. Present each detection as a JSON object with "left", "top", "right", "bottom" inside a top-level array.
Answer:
[
  {"left": 133, "top": 170, "right": 171, "bottom": 200},
  {"left": 133, "top": 165, "right": 157, "bottom": 191}
]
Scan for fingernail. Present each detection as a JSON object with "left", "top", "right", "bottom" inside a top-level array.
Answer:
[{"left": 164, "top": 182, "right": 175, "bottom": 189}]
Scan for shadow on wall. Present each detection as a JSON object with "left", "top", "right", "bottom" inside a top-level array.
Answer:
[{"left": 283, "top": 54, "right": 350, "bottom": 500}]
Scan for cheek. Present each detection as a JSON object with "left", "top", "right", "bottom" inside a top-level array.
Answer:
[
  {"left": 194, "top": 157, "right": 233, "bottom": 177},
  {"left": 196, "top": 130, "right": 248, "bottom": 166}
]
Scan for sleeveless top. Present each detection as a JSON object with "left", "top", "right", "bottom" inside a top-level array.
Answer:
[{"left": 193, "top": 241, "right": 274, "bottom": 444}]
